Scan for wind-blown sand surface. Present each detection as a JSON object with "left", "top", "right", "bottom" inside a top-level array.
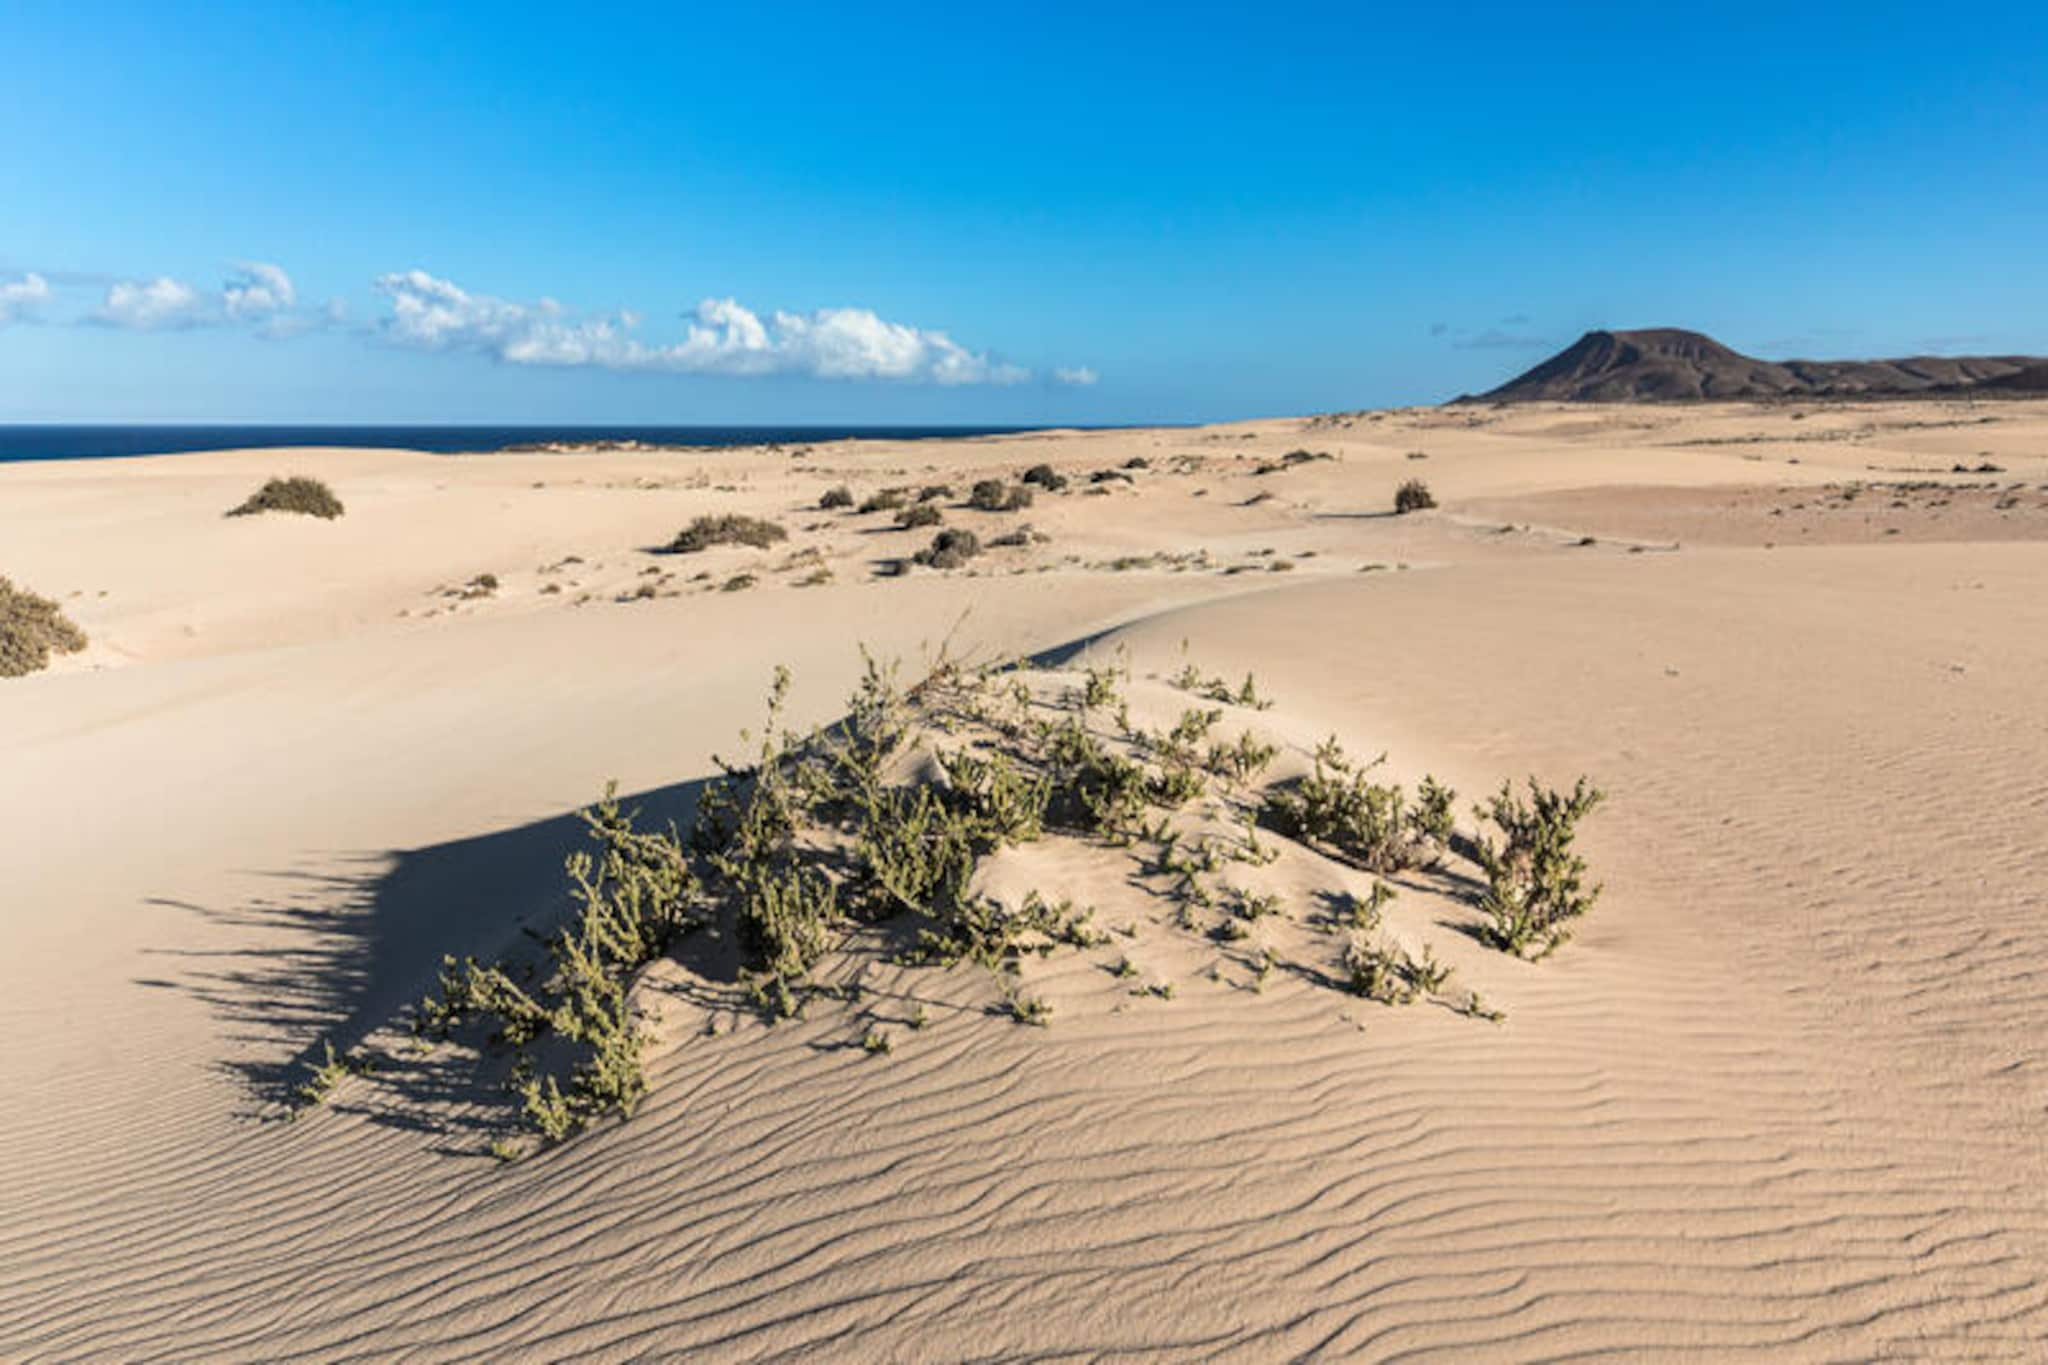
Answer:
[{"left": 3, "top": 400, "right": 2046, "bottom": 1359}]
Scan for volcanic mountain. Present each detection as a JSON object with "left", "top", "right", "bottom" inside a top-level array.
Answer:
[{"left": 1468, "top": 328, "right": 2048, "bottom": 402}]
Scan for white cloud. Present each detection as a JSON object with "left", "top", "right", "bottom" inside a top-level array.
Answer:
[
  {"left": 93, "top": 262, "right": 302, "bottom": 332},
  {"left": 0, "top": 272, "right": 52, "bottom": 324},
  {"left": 222, "top": 262, "right": 296, "bottom": 318},
  {"left": 94, "top": 276, "right": 208, "bottom": 329},
  {"left": 1053, "top": 366, "right": 1099, "bottom": 387},
  {"left": 373, "top": 269, "right": 1035, "bottom": 385}
]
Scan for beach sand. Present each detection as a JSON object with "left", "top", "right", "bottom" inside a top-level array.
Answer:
[{"left": 3, "top": 399, "right": 2046, "bottom": 1359}]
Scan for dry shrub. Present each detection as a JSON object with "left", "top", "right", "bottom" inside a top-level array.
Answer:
[
  {"left": 915, "top": 528, "right": 983, "bottom": 569},
  {"left": 1394, "top": 479, "right": 1437, "bottom": 513},
  {"left": 227, "top": 476, "right": 344, "bottom": 519},
  {"left": 664, "top": 514, "right": 788, "bottom": 553},
  {"left": 0, "top": 576, "right": 88, "bottom": 677}
]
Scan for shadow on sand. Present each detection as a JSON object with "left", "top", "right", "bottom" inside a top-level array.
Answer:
[{"left": 137, "top": 775, "right": 720, "bottom": 1148}]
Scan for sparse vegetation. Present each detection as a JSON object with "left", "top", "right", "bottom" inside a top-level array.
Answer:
[
  {"left": 1394, "top": 479, "right": 1437, "bottom": 514},
  {"left": 387, "top": 644, "right": 1606, "bottom": 1154},
  {"left": 895, "top": 503, "right": 943, "bottom": 530},
  {"left": 858, "top": 489, "right": 908, "bottom": 514},
  {"left": 818, "top": 485, "right": 855, "bottom": 509},
  {"left": 0, "top": 576, "right": 89, "bottom": 678},
  {"left": 664, "top": 514, "right": 789, "bottom": 553},
  {"left": 227, "top": 475, "right": 344, "bottom": 520},
  {"left": 1021, "top": 463, "right": 1068, "bottom": 491}
]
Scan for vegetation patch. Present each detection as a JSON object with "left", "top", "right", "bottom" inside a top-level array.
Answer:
[
  {"left": 1394, "top": 479, "right": 1437, "bottom": 514},
  {"left": 0, "top": 576, "right": 89, "bottom": 678},
  {"left": 915, "top": 528, "right": 983, "bottom": 569},
  {"left": 818, "top": 485, "right": 855, "bottom": 510},
  {"left": 227, "top": 476, "right": 345, "bottom": 519},
  {"left": 384, "top": 647, "right": 1605, "bottom": 1156},
  {"left": 968, "top": 479, "right": 1034, "bottom": 512},
  {"left": 664, "top": 514, "right": 789, "bottom": 553}
]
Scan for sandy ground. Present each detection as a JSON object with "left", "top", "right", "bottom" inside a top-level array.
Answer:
[{"left": 3, "top": 399, "right": 2046, "bottom": 1359}]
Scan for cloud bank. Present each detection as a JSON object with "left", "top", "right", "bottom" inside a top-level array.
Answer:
[
  {"left": 373, "top": 270, "right": 1034, "bottom": 385},
  {"left": 12, "top": 260, "right": 1091, "bottom": 387},
  {"left": 93, "top": 263, "right": 301, "bottom": 331}
]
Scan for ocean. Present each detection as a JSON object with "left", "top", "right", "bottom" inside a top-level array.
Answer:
[{"left": 0, "top": 424, "right": 1060, "bottom": 463}]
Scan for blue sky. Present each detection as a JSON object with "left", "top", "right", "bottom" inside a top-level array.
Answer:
[{"left": 4, "top": 1, "right": 2045, "bottom": 424}]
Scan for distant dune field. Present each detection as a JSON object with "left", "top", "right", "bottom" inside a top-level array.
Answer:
[{"left": 3, "top": 400, "right": 2047, "bottom": 1359}]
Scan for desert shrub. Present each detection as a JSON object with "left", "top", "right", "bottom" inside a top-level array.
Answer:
[
  {"left": 858, "top": 489, "right": 908, "bottom": 513},
  {"left": 227, "top": 475, "right": 344, "bottom": 519},
  {"left": 1021, "top": 463, "right": 1068, "bottom": 491},
  {"left": 818, "top": 485, "right": 855, "bottom": 509},
  {"left": 1343, "top": 932, "right": 1449, "bottom": 1005},
  {"left": 917, "top": 483, "right": 954, "bottom": 502},
  {"left": 968, "top": 479, "right": 1033, "bottom": 512},
  {"left": 1261, "top": 741, "right": 1454, "bottom": 873},
  {"left": 915, "top": 528, "right": 982, "bottom": 569},
  {"left": 1253, "top": 449, "right": 1332, "bottom": 476},
  {"left": 664, "top": 514, "right": 788, "bottom": 553},
  {"left": 0, "top": 576, "right": 88, "bottom": 678},
  {"left": 895, "top": 503, "right": 943, "bottom": 530},
  {"left": 417, "top": 786, "right": 704, "bottom": 1142},
  {"left": 1394, "top": 479, "right": 1437, "bottom": 514},
  {"left": 1472, "top": 776, "right": 1605, "bottom": 958}
]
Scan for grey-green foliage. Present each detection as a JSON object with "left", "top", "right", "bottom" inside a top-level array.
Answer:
[
  {"left": 1343, "top": 931, "right": 1449, "bottom": 1005},
  {"left": 227, "top": 475, "right": 345, "bottom": 519},
  {"left": 0, "top": 575, "right": 88, "bottom": 678},
  {"left": 1262, "top": 740, "right": 1455, "bottom": 874},
  {"left": 417, "top": 784, "right": 703, "bottom": 1141},
  {"left": 1471, "top": 776, "right": 1605, "bottom": 958}
]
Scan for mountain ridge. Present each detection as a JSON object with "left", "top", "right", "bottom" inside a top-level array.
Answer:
[{"left": 1464, "top": 328, "right": 2048, "bottom": 403}]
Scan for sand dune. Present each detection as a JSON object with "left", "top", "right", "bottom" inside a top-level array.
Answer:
[{"left": 3, "top": 402, "right": 2047, "bottom": 1359}]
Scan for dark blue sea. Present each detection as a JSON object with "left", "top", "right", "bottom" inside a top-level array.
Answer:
[{"left": 0, "top": 425, "right": 1059, "bottom": 462}]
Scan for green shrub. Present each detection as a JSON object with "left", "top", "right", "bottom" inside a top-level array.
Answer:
[
  {"left": 858, "top": 489, "right": 908, "bottom": 514},
  {"left": 818, "top": 485, "right": 855, "bottom": 509},
  {"left": 1343, "top": 932, "right": 1448, "bottom": 1005},
  {"left": 664, "top": 514, "right": 788, "bottom": 553},
  {"left": 1472, "top": 776, "right": 1605, "bottom": 957},
  {"left": 0, "top": 576, "right": 88, "bottom": 678},
  {"left": 1394, "top": 479, "right": 1436, "bottom": 514},
  {"left": 1261, "top": 742, "right": 1454, "bottom": 873},
  {"left": 227, "top": 475, "right": 344, "bottom": 519},
  {"left": 1021, "top": 464, "right": 1068, "bottom": 491},
  {"left": 415, "top": 785, "right": 703, "bottom": 1142},
  {"left": 915, "top": 528, "right": 982, "bottom": 569},
  {"left": 895, "top": 503, "right": 943, "bottom": 530}
]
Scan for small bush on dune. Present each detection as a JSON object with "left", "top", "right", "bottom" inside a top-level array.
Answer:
[
  {"left": 1394, "top": 479, "right": 1437, "bottom": 514},
  {"left": 227, "top": 476, "right": 344, "bottom": 519},
  {"left": 858, "top": 489, "right": 908, "bottom": 514},
  {"left": 1262, "top": 739, "right": 1454, "bottom": 874},
  {"left": 1021, "top": 463, "right": 1068, "bottom": 492},
  {"left": 664, "top": 514, "right": 788, "bottom": 553},
  {"left": 895, "top": 503, "right": 943, "bottom": 530},
  {"left": 818, "top": 485, "right": 855, "bottom": 510},
  {"left": 915, "top": 529, "right": 982, "bottom": 569},
  {"left": 968, "top": 479, "right": 1033, "bottom": 512},
  {"left": 1472, "top": 776, "right": 1605, "bottom": 958},
  {"left": 0, "top": 576, "right": 88, "bottom": 678}
]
